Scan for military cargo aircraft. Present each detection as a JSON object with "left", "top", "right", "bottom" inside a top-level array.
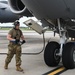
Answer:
[{"left": 8, "top": 0, "right": 75, "bottom": 69}]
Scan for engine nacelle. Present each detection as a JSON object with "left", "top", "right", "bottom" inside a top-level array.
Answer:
[{"left": 8, "top": 0, "right": 32, "bottom": 17}]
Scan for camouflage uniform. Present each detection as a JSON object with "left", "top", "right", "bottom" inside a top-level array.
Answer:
[{"left": 5, "top": 28, "right": 23, "bottom": 66}]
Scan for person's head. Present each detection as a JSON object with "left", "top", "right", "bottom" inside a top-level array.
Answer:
[{"left": 13, "top": 20, "right": 20, "bottom": 29}]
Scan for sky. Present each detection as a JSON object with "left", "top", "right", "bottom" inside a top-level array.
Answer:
[
  {"left": 0, "top": 0, "right": 7, "bottom": 1},
  {"left": 0, "top": 16, "right": 38, "bottom": 27}
]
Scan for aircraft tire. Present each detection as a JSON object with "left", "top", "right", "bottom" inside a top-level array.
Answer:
[
  {"left": 44, "top": 41, "right": 60, "bottom": 67},
  {"left": 62, "top": 42, "right": 75, "bottom": 69}
]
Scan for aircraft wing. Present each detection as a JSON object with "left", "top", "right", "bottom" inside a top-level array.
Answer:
[
  {"left": 0, "top": 1, "right": 8, "bottom": 4},
  {"left": 0, "top": 2, "right": 7, "bottom": 9}
]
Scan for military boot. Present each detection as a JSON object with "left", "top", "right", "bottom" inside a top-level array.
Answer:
[
  {"left": 16, "top": 66, "right": 23, "bottom": 72},
  {"left": 4, "top": 63, "right": 8, "bottom": 69}
]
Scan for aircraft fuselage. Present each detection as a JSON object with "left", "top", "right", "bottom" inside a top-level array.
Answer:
[{"left": 21, "top": 0, "right": 75, "bottom": 19}]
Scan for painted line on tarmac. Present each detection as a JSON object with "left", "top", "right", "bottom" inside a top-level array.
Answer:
[{"left": 43, "top": 66, "right": 68, "bottom": 75}]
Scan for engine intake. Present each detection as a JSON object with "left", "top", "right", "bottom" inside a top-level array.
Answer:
[{"left": 8, "top": 0, "right": 32, "bottom": 17}]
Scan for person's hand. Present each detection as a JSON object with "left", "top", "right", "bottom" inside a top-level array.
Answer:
[
  {"left": 15, "top": 39, "right": 20, "bottom": 44},
  {"left": 22, "top": 40, "right": 26, "bottom": 44}
]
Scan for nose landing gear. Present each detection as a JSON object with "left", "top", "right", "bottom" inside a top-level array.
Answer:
[{"left": 44, "top": 19, "right": 75, "bottom": 69}]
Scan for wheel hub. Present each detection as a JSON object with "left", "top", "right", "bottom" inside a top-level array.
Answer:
[{"left": 54, "top": 49, "right": 60, "bottom": 61}]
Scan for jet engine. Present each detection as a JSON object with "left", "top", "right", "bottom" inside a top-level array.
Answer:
[{"left": 8, "top": 0, "right": 32, "bottom": 17}]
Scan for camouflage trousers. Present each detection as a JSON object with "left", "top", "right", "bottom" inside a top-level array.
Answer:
[{"left": 5, "top": 43, "right": 22, "bottom": 66}]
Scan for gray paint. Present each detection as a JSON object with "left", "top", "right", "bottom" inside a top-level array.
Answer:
[
  {"left": 0, "top": 1, "right": 20, "bottom": 23},
  {"left": 21, "top": 0, "right": 75, "bottom": 19}
]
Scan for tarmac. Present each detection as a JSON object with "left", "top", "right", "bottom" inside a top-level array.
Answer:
[{"left": 0, "top": 30, "right": 75, "bottom": 75}]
